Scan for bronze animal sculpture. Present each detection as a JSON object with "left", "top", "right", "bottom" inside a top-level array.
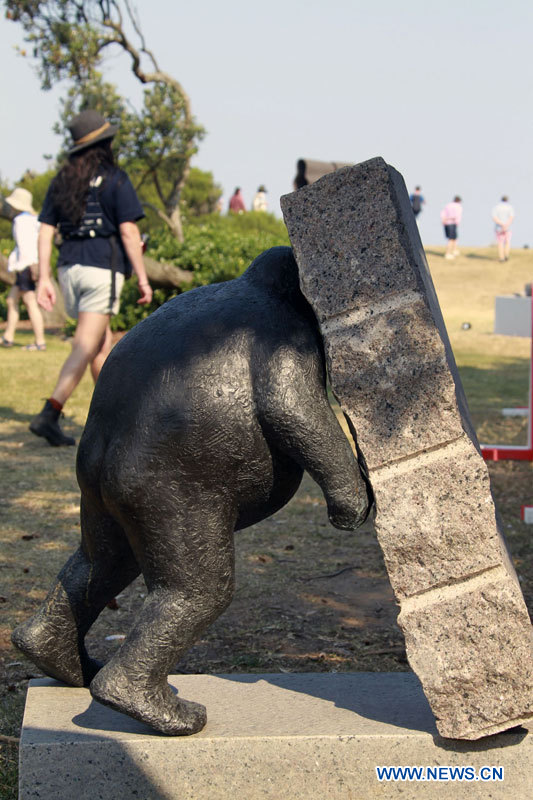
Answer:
[{"left": 12, "top": 246, "right": 371, "bottom": 735}]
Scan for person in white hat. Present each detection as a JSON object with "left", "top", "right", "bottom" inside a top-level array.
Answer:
[
  {"left": 2, "top": 187, "right": 46, "bottom": 351},
  {"left": 29, "top": 109, "right": 153, "bottom": 447}
]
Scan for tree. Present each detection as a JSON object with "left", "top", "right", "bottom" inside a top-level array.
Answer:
[
  {"left": 181, "top": 168, "right": 222, "bottom": 218},
  {"left": 4, "top": 0, "right": 204, "bottom": 241}
]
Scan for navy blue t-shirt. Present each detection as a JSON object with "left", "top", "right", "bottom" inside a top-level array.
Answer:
[{"left": 39, "top": 167, "right": 144, "bottom": 275}]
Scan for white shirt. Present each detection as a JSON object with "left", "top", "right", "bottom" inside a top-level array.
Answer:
[
  {"left": 492, "top": 202, "right": 514, "bottom": 230},
  {"left": 252, "top": 191, "right": 268, "bottom": 212},
  {"left": 7, "top": 212, "right": 40, "bottom": 272}
]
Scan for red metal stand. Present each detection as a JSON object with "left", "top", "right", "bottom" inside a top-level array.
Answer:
[{"left": 481, "top": 295, "right": 533, "bottom": 462}]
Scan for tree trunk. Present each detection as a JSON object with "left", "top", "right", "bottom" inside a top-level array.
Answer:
[
  {"left": 0, "top": 198, "right": 16, "bottom": 223},
  {"left": 168, "top": 206, "right": 184, "bottom": 243},
  {"left": 143, "top": 256, "right": 192, "bottom": 289},
  {"left": 0, "top": 252, "right": 15, "bottom": 286}
]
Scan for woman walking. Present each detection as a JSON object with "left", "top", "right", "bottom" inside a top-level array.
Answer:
[
  {"left": 30, "top": 109, "right": 153, "bottom": 447},
  {"left": 2, "top": 188, "right": 46, "bottom": 351}
]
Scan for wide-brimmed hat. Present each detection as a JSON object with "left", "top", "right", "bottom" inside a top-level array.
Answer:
[
  {"left": 5, "top": 187, "right": 37, "bottom": 215},
  {"left": 68, "top": 110, "right": 118, "bottom": 155}
]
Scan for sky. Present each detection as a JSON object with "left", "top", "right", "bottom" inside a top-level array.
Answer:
[{"left": 1, "top": 0, "right": 532, "bottom": 247}]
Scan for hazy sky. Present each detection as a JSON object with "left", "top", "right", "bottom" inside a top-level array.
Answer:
[{"left": 1, "top": 0, "right": 532, "bottom": 246}]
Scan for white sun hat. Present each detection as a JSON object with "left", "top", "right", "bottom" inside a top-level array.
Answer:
[{"left": 5, "top": 187, "right": 37, "bottom": 215}]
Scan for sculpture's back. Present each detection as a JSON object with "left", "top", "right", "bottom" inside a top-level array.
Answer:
[{"left": 12, "top": 245, "right": 370, "bottom": 735}]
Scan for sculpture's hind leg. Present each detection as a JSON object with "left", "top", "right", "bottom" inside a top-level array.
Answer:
[
  {"left": 11, "top": 499, "right": 140, "bottom": 686},
  {"left": 90, "top": 497, "right": 236, "bottom": 735},
  {"left": 260, "top": 357, "right": 372, "bottom": 529}
]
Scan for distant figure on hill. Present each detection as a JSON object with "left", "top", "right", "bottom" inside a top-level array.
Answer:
[
  {"left": 293, "top": 160, "right": 308, "bottom": 190},
  {"left": 252, "top": 185, "right": 268, "bottom": 212},
  {"left": 492, "top": 196, "right": 514, "bottom": 262},
  {"left": 2, "top": 188, "right": 46, "bottom": 351},
  {"left": 409, "top": 186, "right": 425, "bottom": 218},
  {"left": 229, "top": 187, "right": 246, "bottom": 213},
  {"left": 440, "top": 196, "right": 462, "bottom": 260}
]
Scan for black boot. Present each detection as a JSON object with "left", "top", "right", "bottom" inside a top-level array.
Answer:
[{"left": 29, "top": 400, "right": 76, "bottom": 447}]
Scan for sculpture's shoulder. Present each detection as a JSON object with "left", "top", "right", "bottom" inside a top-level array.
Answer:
[{"left": 243, "top": 247, "right": 300, "bottom": 298}]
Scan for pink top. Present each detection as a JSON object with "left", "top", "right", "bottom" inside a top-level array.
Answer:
[
  {"left": 440, "top": 202, "right": 462, "bottom": 225},
  {"left": 229, "top": 192, "right": 246, "bottom": 212}
]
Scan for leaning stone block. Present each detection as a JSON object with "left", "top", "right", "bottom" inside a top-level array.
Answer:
[
  {"left": 400, "top": 575, "right": 533, "bottom": 739},
  {"left": 281, "top": 156, "right": 533, "bottom": 739},
  {"left": 320, "top": 300, "right": 464, "bottom": 469},
  {"left": 370, "top": 437, "right": 502, "bottom": 598}
]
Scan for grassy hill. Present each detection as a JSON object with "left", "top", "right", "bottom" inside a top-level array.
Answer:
[{"left": 426, "top": 245, "right": 532, "bottom": 445}]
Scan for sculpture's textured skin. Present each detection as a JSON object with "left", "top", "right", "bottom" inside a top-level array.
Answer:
[{"left": 12, "top": 246, "right": 371, "bottom": 735}]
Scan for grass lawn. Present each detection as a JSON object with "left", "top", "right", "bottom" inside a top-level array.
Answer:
[{"left": 1, "top": 245, "right": 532, "bottom": 799}]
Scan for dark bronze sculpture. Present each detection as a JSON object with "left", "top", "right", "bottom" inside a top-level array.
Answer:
[{"left": 12, "top": 247, "right": 371, "bottom": 735}]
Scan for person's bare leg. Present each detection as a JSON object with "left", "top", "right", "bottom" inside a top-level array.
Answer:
[
  {"left": 51, "top": 312, "right": 111, "bottom": 406},
  {"left": 4, "top": 286, "right": 20, "bottom": 342},
  {"left": 21, "top": 290, "right": 46, "bottom": 347},
  {"left": 29, "top": 311, "right": 108, "bottom": 447},
  {"left": 497, "top": 237, "right": 505, "bottom": 261},
  {"left": 504, "top": 234, "right": 511, "bottom": 260},
  {"left": 445, "top": 239, "right": 455, "bottom": 258},
  {"left": 90, "top": 323, "right": 113, "bottom": 383}
]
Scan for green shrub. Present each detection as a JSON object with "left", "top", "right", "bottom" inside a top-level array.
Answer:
[
  {"left": 1, "top": 213, "right": 290, "bottom": 330},
  {"left": 148, "top": 212, "right": 290, "bottom": 287}
]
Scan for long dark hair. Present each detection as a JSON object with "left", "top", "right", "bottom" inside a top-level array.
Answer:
[{"left": 51, "top": 140, "right": 115, "bottom": 225}]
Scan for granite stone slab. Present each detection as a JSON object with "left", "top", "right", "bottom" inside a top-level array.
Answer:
[
  {"left": 370, "top": 436, "right": 502, "bottom": 598},
  {"left": 19, "top": 675, "right": 531, "bottom": 799},
  {"left": 281, "top": 157, "right": 533, "bottom": 739}
]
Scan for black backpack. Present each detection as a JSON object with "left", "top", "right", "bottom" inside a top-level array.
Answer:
[
  {"left": 59, "top": 172, "right": 130, "bottom": 302},
  {"left": 411, "top": 194, "right": 422, "bottom": 213}
]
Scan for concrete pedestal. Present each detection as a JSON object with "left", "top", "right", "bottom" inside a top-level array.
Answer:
[{"left": 20, "top": 673, "right": 530, "bottom": 799}]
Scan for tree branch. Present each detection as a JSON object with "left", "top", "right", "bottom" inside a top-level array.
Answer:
[{"left": 141, "top": 201, "right": 174, "bottom": 229}]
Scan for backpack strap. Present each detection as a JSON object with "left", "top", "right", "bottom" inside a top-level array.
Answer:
[{"left": 109, "top": 234, "right": 119, "bottom": 309}]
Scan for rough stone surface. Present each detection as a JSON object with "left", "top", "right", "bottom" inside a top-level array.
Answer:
[
  {"left": 20, "top": 675, "right": 532, "bottom": 799},
  {"left": 281, "top": 157, "right": 533, "bottom": 740},
  {"left": 370, "top": 438, "right": 502, "bottom": 598},
  {"left": 400, "top": 576, "right": 533, "bottom": 739}
]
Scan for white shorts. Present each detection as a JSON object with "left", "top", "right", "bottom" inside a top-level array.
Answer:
[{"left": 58, "top": 265, "right": 124, "bottom": 318}]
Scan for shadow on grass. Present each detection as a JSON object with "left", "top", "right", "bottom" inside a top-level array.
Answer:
[
  {"left": 0, "top": 405, "right": 85, "bottom": 435},
  {"left": 0, "top": 406, "right": 36, "bottom": 424},
  {"left": 464, "top": 252, "right": 495, "bottom": 261}
]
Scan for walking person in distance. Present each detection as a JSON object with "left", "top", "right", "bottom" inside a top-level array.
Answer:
[
  {"left": 440, "top": 196, "right": 462, "bottom": 260},
  {"left": 492, "top": 196, "right": 514, "bottom": 262},
  {"left": 2, "top": 188, "right": 46, "bottom": 351}
]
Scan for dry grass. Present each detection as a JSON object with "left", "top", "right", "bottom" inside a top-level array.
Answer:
[{"left": 1, "top": 246, "right": 532, "bottom": 797}]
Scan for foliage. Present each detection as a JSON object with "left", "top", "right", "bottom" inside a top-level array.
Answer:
[
  {"left": 147, "top": 212, "right": 290, "bottom": 287},
  {"left": 110, "top": 281, "right": 175, "bottom": 332},
  {"left": 110, "top": 212, "right": 290, "bottom": 331},
  {"left": 0, "top": 169, "right": 55, "bottom": 236},
  {"left": 54, "top": 71, "right": 127, "bottom": 156},
  {"left": 181, "top": 168, "right": 222, "bottom": 218},
  {"left": 4, "top": 0, "right": 204, "bottom": 240},
  {"left": 16, "top": 169, "right": 56, "bottom": 211}
]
